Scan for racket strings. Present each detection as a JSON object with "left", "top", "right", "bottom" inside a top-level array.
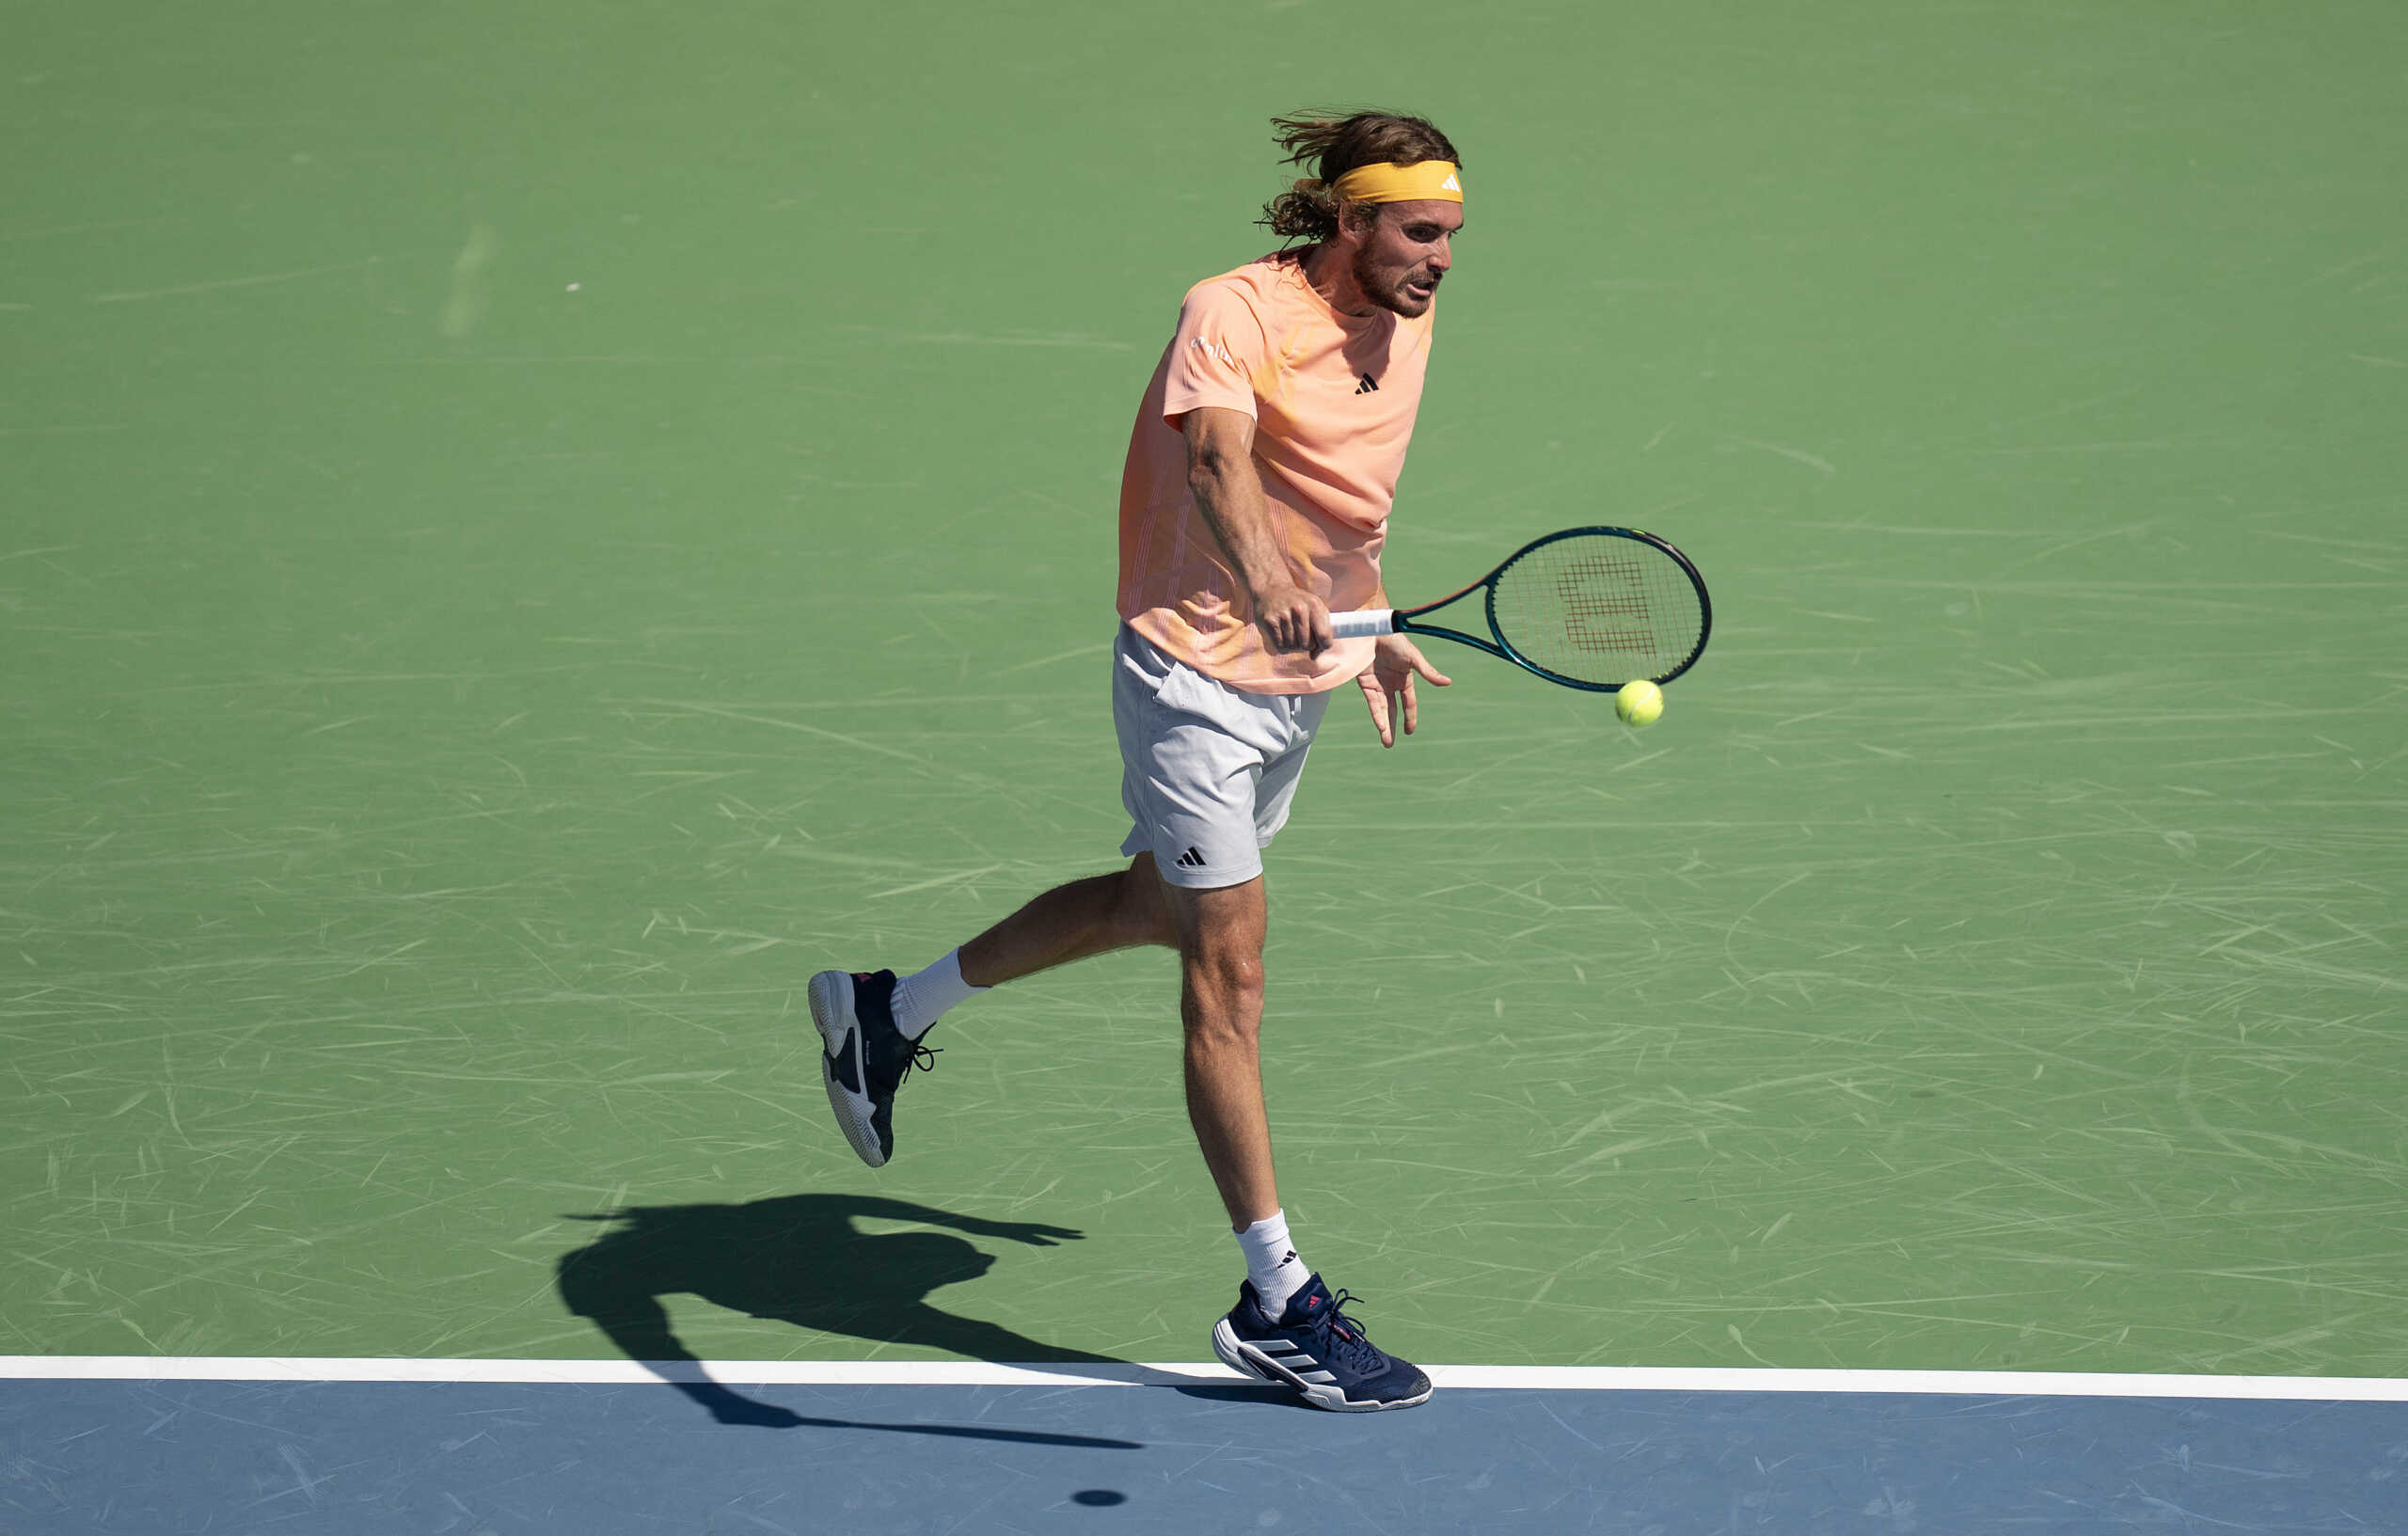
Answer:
[{"left": 1489, "top": 535, "right": 1705, "bottom": 687}]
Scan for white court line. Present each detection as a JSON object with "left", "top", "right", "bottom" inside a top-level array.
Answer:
[{"left": 3, "top": 1357, "right": 2405, "bottom": 1402}]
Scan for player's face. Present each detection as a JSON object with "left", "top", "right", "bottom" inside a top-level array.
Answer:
[{"left": 1349, "top": 199, "right": 1464, "bottom": 318}]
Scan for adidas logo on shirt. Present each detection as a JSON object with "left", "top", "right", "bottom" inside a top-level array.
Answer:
[{"left": 1354, "top": 373, "right": 1379, "bottom": 395}]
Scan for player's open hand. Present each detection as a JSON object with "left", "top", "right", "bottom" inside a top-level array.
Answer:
[{"left": 1357, "top": 635, "right": 1450, "bottom": 747}]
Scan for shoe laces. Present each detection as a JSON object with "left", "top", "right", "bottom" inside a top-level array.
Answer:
[
  {"left": 1304, "top": 1289, "right": 1385, "bottom": 1373},
  {"left": 865, "top": 1033, "right": 938, "bottom": 1097}
]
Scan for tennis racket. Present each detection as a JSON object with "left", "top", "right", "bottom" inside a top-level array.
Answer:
[{"left": 1330, "top": 527, "right": 1711, "bottom": 693}]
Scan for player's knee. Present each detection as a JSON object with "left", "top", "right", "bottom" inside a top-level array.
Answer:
[{"left": 1181, "top": 945, "right": 1264, "bottom": 1015}]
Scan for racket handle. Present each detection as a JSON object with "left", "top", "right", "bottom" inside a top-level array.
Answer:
[{"left": 1328, "top": 609, "right": 1399, "bottom": 640}]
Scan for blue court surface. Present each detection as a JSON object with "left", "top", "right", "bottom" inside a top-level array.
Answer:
[{"left": 5, "top": 1363, "right": 2402, "bottom": 1534}]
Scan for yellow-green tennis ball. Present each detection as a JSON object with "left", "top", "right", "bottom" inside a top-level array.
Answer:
[{"left": 1616, "top": 680, "right": 1665, "bottom": 727}]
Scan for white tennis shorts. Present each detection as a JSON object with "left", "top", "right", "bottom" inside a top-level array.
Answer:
[{"left": 1114, "top": 624, "right": 1333, "bottom": 890}]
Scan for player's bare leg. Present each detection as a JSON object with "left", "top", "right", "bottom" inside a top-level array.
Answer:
[
  {"left": 1161, "top": 875, "right": 1280, "bottom": 1227},
  {"left": 956, "top": 853, "right": 1175, "bottom": 988},
  {"left": 1172, "top": 873, "right": 1432, "bottom": 1412},
  {"left": 811, "top": 854, "right": 1175, "bottom": 1167},
  {"left": 956, "top": 857, "right": 1280, "bottom": 1225},
  {"left": 819, "top": 853, "right": 1282, "bottom": 1220}
]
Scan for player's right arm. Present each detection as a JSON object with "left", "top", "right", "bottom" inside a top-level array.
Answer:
[{"left": 1183, "top": 405, "right": 1332, "bottom": 657}]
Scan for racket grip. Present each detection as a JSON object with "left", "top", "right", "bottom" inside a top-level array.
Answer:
[{"left": 1328, "top": 609, "right": 1399, "bottom": 640}]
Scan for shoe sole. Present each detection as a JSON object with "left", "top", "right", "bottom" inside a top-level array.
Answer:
[
  {"left": 809, "top": 969, "right": 888, "bottom": 1169},
  {"left": 1211, "top": 1319, "right": 1433, "bottom": 1413}
]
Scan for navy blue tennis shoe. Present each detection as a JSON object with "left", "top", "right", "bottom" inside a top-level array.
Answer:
[
  {"left": 1212, "top": 1274, "right": 1434, "bottom": 1412},
  {"left": 810, "top": 968, "right": 939, "bottom": 1168}
]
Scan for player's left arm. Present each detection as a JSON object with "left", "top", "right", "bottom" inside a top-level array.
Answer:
[{"left": 1354, "top": 586, "right": 1450, "bottom": 748}]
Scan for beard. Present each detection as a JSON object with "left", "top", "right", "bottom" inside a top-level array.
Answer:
[{"left": 1350, "top": 241, "right": 1440, "bottom": 318}]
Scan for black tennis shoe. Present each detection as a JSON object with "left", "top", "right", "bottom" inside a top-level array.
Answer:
[
  {"left": 1211, "top": 1274, "right": 1433, "bottom": 1412},
  {"left": 809, "top": 968, "right": 938, "bottom": 1169}
]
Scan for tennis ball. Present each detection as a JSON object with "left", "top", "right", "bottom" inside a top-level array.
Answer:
[{"left": 1615, "top": 680, "right": 1664, "bottom": 727}]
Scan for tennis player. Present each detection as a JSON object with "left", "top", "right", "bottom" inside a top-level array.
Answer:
[{"left": 810, "top": 109, "right": 1463, "bottom": 1412}]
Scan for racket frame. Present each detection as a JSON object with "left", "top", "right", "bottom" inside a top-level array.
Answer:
[{"left": 1331, "top": 526, "right": 1712, "bottom": 693}]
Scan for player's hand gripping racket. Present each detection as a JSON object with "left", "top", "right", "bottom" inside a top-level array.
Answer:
[{"left": 1330, "top": 527, "right": 1711, "bottom": 693}]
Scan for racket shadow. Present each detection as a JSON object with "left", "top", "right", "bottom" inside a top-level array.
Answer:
[{"left": 555, "top": 1191, "right": 1138, "bottom": 1442}]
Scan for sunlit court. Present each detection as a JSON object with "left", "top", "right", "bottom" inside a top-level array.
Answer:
[{"left": 5, "top": 4, "right": 2405, "bottom": 1531}]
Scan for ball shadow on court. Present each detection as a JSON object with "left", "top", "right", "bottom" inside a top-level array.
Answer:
[{"left": 556, "top": 1192, "right": 1140, "bottom": 1446}]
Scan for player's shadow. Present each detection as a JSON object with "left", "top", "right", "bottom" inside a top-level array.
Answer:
[{"left": 557, "top": 1193, "right": 1139, "bottom": 1445}]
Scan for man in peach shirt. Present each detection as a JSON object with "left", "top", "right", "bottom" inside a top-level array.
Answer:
[{"left": 810, "top": 110, "right": 1463, "bottom": 1412}]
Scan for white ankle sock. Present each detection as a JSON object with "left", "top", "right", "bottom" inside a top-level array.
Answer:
[
  {"left": 889, "top": 948, "right": 985, "bottom": 1039},
  {"left": 1234, "top": 1211, "right": 1308, "bottom": 1318}
]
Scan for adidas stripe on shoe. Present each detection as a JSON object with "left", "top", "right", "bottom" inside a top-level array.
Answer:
[{"left": 1211, "top": 1273, "right": 1432, "bottom": 1413}]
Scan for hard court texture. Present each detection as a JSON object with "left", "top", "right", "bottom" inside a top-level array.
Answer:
[
  {"left": 4, "top": 1378, "right": 2403, "bottom": 1535},
  {"left": 6, "top": 0, "right": 2407, "bottom": 1402}
]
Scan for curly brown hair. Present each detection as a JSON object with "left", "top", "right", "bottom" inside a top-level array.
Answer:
[{"left": 1258, "top": 109, "right": 1462, "bottom": 245}]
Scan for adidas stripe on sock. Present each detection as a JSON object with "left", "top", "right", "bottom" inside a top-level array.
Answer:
[
  {"left": 1235, "top": 1210, "right": 1308, "bottom": 1318},
  {"left": 890, "top": 948, "right": 986, "bottom": 1039}
]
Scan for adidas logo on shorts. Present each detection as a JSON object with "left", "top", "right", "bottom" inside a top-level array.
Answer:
[{"left": 1175, "top": 847, "right": 1208, "bottom": 869}]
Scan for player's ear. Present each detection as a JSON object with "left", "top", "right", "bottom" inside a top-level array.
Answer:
[
  {"left": 1340, "top": 200, "right": 1379, "bottom": 249},
  {"left": 1323, "top": 200, "right": 1358, "bottom": 255}
]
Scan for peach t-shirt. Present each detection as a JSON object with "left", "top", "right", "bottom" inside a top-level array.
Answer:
[{"left": 1117, "top": 253, "right": 1435, "bottom": 694}]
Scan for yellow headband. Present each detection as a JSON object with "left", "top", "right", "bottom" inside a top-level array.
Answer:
[{"left": 1330, "top": 160, "right": 1462, "bottom": 205}]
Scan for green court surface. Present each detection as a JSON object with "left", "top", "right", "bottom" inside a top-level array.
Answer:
[{"left": 5, "top": 2, "right": 2404, "bottom": 1382}]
